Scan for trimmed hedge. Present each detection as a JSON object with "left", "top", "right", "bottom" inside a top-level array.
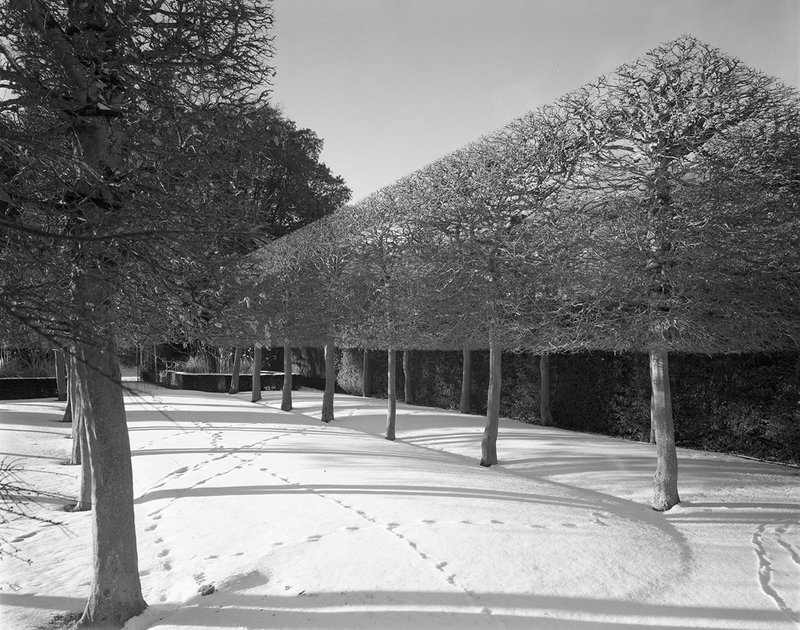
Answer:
[
  {"left": 297, "top": 347, "right": 799, "bottom": 466},
  {"left": 0, "top": 377, "right": 59, "bottom": 400},
  {"left": 159, "top": 371, "right": 300, "bottom": 393}
]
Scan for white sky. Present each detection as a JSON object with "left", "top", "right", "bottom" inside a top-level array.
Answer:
[{"left": 270, "top": 0, "right": 800, "bottom": 202}]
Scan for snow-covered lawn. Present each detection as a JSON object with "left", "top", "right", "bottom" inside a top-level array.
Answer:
[{"left": 1, "top": 382, "right": 798, "bottom": 629}]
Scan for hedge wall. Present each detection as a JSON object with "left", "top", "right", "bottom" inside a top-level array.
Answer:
[{"left": 296, "top": 347, "right": 799, "bottom": 466}]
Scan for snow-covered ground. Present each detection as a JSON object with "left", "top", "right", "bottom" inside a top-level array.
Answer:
[{"left": 1, "top": 382, "right": 798, "bottom": 630}]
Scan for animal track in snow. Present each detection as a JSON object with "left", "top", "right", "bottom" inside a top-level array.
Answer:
[{"left": 753, "top": 521, "right": 800, "bottom": 623}]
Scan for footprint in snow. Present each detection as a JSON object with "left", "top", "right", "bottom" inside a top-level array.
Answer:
[
  {"left": 144, "top": 524, "right": 157, "bottom": 532},
  {"left": 346, "top": 526, "right": 360, "bottom": 531},
  {"left": 307, "top": 535, "right": 322, "bottom": 543},
  {"left": 562, "top": 523, "right": 578, "bottom": 528},
  {"left": 422, "top": 519, "right": 435, "bottom": 524},
  {"left": 490, "top": 519, "right": 504, "bottom": 525},
  {"left": 158, "top": 549, "right": 169, "bottom": 557},
  {"left": 435, "top": 561, "right": 448, "bottom": 570}
]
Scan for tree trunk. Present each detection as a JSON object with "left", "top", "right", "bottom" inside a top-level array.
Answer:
[
  {"left": 385, "top": 348, "right": 397, "bottom": 441},
  {"left": 152, "top": 343, "right": 158, "bottom": 385},
  {"left": 228, "top": 346, "right": 242, "bottom": 394},
  {"left": 205, "top": 345, "right": 219, "bottom": 373},
  {"left": 321, "top": 339, "right": 336, "bottom": 423},
  {"left": 539, "top": 352, "right": 553, "bottom": 426},
  {"left": 281, "top": 342, "right": 293, "bottom": 411},
  {"left": 403, "top": 350, "right": 414, "bottom": 404},
  {"left": 60, "top": 352, "right": 72, "bottom": 423},
  {"left": 70, "top": 355, "right": 81, "bottom": 464},
  {"left": 251, "top": 344, "right": 262, "bottom": 403},
  {"left": 362, "top": 348, "right": 372, "bottom": 397},
  {"left": 460, "top": 348, "right": 471, "bottom": 414},
  {"left": 480, "top": 341, "right": 501, "bottom": 467},
  {"left": 74, "top": 336, "right": 146, "bottom": 627},
  {"left": 55, "top": 349, "right": 67, "bottom": 401},
  {"left": 74, "top": 407, "right": 92, "bottom": 513},
  {"left": 650, "top": 348, "right": 680, "bottom": 511}
]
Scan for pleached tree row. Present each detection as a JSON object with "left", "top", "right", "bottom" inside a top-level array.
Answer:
[{"left": 241, "top": 36, "right": 799, "bottom": 511}]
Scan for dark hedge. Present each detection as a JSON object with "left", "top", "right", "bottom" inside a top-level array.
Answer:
[{"left": 297, "top": 347, "right": 799, "bottom": 466}]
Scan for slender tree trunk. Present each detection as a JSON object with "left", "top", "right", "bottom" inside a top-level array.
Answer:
[
  {"left": 402, "top": 350, "right": 414, "bottom": 404},
  {"left": 385, "top": 348, "right": 397, "bottom": 441},
  {"left": 460, "top": 348, "right": 472, "bottom": 414},
  {"left": 321, "top": 338, "right": 336, "bottom": 423},
  {"left": 60, "top": 352, "right": 73, "bottom": 424},
  {"left": 251, "top": 344, "right": 262, "bottom": 403},
  {"left": 74, "top": 336, "right": 146, "bottom": 627},
  {"left": 480, "top": 341, "right": 501, "bottom": 467},
  {"left": 650, "top": 348, "right": 680, "bottom": 511},
  {"left": 362, "top": 348, "right": 372, "bottom": 397},
  {"left": 70, "top": 356, "right": 81, "bottom": 464},
  {"left": 74, "top": 406, "right": 92, "bottom": 513},
  {"left": 539, "top": 353, "right": 553, "bottom": 426},
  {"left": 68, "top": 349, "right": 90, "bottom": 511},
  {"left": 55, "top": 349, "right": 67, "bottom": 401},
  {"left": 205, "top": 345, "right": 219, "bottom": 373},
  {"left": 228, "top": 346, "right": 242, "bottom": 394},
  {"left": 281, "top": 342, "right": 293, "bottom": 411},
  {"left": 152, "top": 343, "right": 158, "bottom": 385}
]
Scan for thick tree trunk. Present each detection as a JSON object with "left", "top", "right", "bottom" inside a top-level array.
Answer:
[
  {"left": 480, "top": 341, "right": 501, "bottom": 467},
  {"left": 362, "top": 348, "right": 372, "bottom": 397},
  {"left": 251, "top": 344, "right": 262, "bottom": 403},
  {"left": 650, "top": 348, "right": 680, "bottom": 511},
  {"left": 460, "top": 348, "right": 471, "bottom": 414},
  {"left": 228, "top": 346, "right": 242, "bottom": 394},
  {"left": 539, "top": 353, "right": 553, "bottom": 426},
  {"left": 74, "top": 336, "right": 146, "bottom": 627},
  {"left": 402, "top": 350, "right": 414, "bottom": 404},
  {"left": 321, "top": 339, "right": 336, "bottom": 423},
  {"left": 55, "top": 349, "right": 67, "bottom": 401},
  {"left": 281, "top": 342, "right": 293, "bottom": 411},
  {"left": 385, "top": 348, "right": 397, "bottom": 441}
]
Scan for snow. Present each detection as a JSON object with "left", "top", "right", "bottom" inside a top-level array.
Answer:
[{"left": 1, "top": 382, "right": 798, "bottom": 630}]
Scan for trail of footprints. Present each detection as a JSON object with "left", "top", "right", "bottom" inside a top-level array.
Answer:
[
  {"left": 752, "top": 519, "right": 800, "bottom": 624},
  {"left": 252, "top": 460, "right": 604, "bottom": 625},
  {"left": 137, "top": 414, "right": 608, "bottom": 621},
  {"left": 140, "top": 426, "right": 296, "bottom": 600}
]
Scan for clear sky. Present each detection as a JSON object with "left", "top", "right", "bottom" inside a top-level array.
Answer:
[{"left": 270, "top": 0, "right": 800, "bottom": 202}]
